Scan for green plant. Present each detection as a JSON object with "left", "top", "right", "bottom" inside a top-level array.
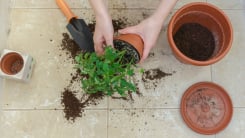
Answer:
[{"left": 75, "top": 47, "right": 136, "bottom": 97}]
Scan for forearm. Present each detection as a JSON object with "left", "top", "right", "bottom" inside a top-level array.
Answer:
[
  {"left": 89, "top": 0, "right": 111, "bottom": 20},
  {"left": 151, "top": 0, "right": 178, "bottom": 25}
]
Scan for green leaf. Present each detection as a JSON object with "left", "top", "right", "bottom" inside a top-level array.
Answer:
[
  {"left": 103, "top": 63, "right": 109, "bottom": 71},
  {"left": 75, "top": 46, "right": 137, "bottom": 97}
]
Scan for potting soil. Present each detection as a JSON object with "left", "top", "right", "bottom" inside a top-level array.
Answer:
[
  {"left": 10, "top": 59, "right": 24, "bottom": 74},
  {"left": 173, "top": 23, "right": 215, "bottom": 61}
]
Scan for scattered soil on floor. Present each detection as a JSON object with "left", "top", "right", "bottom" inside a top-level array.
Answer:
[
  {"left": 142, "top": 68, "right": 172, "bottom": 81},
  {"left": 60, "top": 33, "right": 81, "bottom": 59},
  {"left": 173, "top": 23, "right": 215, "bottom": 61},
  {"left": 10, "top": 59, "right": 24, "bottom": 74},
  {"left": 88, "top": 17, "right": 129, "bottom": 33},
  {"left": 61, "top": 89, "right": 82, "bottom": 121},
  {"left": 142, "top": 68, "right": 173, "bottom": 89},
  {"left": 148, "top": 52, "right": 155, "bottom": 58},
  {"left": 59, "top": 33, "right": 105, "bottom": 122},
  {"left": 61, "top": 86, "right": 105, "bottom": 122},
  {"left": 59, "top": 32, "right": 140, "bottom": 122}
]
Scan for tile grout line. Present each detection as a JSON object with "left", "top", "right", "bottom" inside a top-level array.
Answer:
[
  {"left": 2, "top": 107, "right": 245, "bottom": 111},
  {"left": 11, "top": 7, "right": 156, "bottom": 10},
  {"left": 11, "top": 7, "right": 244, "bottom": 10},
  {"left": 107, "top": 97, "right": 109, "bottom": 138}
]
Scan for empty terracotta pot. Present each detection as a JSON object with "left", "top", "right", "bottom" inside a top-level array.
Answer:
[
  {"left": 0, "top": 52, "right": 24, "bottom": 75},
  {"left": 181, "top": 82, "right": 233, "bottom": 134},
  {"left": 114, "top": 34, "right": 144, "bottom": 63},
  {"left": 168, "top": 2, "right": 233, "bottom": 66}
]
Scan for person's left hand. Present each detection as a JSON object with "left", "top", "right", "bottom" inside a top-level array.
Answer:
[
  {"left": 93, "top": 15, "right": 114, "bottom": 56},
  {"left": 119, "top": 16, "right": 163, "bottom": 63}
]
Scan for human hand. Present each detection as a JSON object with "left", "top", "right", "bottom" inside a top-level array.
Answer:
[
  {"left": 119, "top": 16, "right": 163, "bottom": 63},
  {"left": 93, "top": 15, "right": 114, "bottom": 56}
]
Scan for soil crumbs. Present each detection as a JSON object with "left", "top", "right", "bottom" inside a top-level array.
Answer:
[
  {"left": 142, "top": 68, "right": 172, "bottom": 89},
  {"left": 173, "top": 23, "right": 215, "bottom": 61},
  {"left": 10, "top": 59, "right": 24, "bottom": 74},
  {"left": 59, "top": 33, "right": 105, "bottom": 122},
  {"left": 59, "top": 18, "right": 141, "bottom": 122},
  {"left": 88, "top": 17, "right": 129, "bottom": 33}
]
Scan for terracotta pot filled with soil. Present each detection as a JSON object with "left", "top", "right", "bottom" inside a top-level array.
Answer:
[
  {"left": 114, "top": 34, "right": 144, "bottom": 64},
  {"left": 168, "top": 2, "right": 233, "bottom": 66},
  {"left": 0, "top": 52, "right": 24, "bottom": 75}
]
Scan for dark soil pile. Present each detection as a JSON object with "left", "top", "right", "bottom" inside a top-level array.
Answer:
[
  {"left": 59, "top": 30, "right": 139, "bottom": 122},
  {"left": 10, "top": 59, "right": 24, "bottom": 74},
  {"left": 61, "top": 89, "right": 82, "bottom": 121},
  {"left": 61, "top": 87, "right": 105, "bottom": 122},
  {"left": 60, "top": 18, "right": 144, "bottom": 122},
  {"left": 59, "top": 33, "right": 105, "bottom": 122},
  {"left": 88, "top": 17, "right": 128, "bottom": 33},
  {"left": 173, "top": 23, "right": 215, "bottom": 61},
  {"left": 142, "top": 68, "right": 172, "bottom": 89},
  {"left": 60, "top": 33, "right": 81, "bottom": 59}
]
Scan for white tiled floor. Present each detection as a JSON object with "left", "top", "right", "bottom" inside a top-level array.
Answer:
[{"left": 0, "top": 0, "right": 244, "bottom": 138}]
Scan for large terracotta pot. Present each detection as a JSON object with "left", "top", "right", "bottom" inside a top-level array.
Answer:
[
  {"left": 168, "top": 2, "right": 233, "bottom": 66},
  {"left": 114, "top": 34, "right": 144, "bottom": 64},
  {"left": 0, "top": 52, "right": 24, "bottom": 75}
]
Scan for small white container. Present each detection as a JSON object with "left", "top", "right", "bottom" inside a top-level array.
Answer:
[{"left": 0, "top": 49, "right": 35, "bottom": 82}]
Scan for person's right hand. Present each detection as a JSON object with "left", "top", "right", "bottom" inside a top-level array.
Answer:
[{"left": 93, "top": 15, "right": 114, "bottom": 56}]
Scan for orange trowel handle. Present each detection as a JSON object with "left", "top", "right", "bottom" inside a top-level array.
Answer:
[{"left": 56, "top": 0, "right": 77, "bottom": 22}]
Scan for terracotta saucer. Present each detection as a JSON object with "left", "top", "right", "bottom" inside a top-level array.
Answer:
[{"left": 181, "top": 82, "right": 233, "bottom": 135}]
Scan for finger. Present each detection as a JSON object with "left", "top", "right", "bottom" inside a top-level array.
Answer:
[
  {"left": 94, "top": 42, "right": 105, "bottom": 56},
  {"left": 105, "top": 37, "right": 114, "bottom": 48}
]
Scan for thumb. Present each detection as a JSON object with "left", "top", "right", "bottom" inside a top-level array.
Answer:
[{"left": 119, "top": 26, "right": 137, "bottom": 34}]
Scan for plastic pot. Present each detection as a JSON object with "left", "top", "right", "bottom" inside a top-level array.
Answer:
[
  {"left": 114, "top": 34, "right": 144, "bottom": 64},
  {"left": 168, "top": 2, "right": 233, "bottom": 66},
  {"left": 0, "top": 52, "right": 24, "bottom": 75}
]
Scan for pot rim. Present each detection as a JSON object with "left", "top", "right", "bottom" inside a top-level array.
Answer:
[{"left": 168, "top": 2, "right": 233, "bottom": 66}]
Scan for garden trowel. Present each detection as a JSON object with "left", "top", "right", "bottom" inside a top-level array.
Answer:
[{"left": 56, "top": 0, "right": 94, "bottom": 52}]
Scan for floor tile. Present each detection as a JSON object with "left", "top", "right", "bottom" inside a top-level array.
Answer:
[
  {"left": 216, "top": 108, "right": 245, "bottom": 138},
  {"left": 174, "top": 0, "right": 206, "bottom": 9},
  {"left": 2, "top": 9, "right": 106, "bottom": 109},
  {"left": 110, "top": 0, "right": 206, "bottom": 10},
  {"left": 109, "top": 30, "right": 211, "bottom": 109},
  {"left": 108, "top": 109, "right": 215, "bottom": 138},
  {"left": 0, "top": 110, "right": 107, "bottom": 138},
  {"left": 211, "top": 10, "right": 245, "bottom": 107},
  {"left": 2, "top": 8, "right": 158, "bottom": 109},
  {"left": 109, "top": 0, "right": 161, "bottom": 9},
  {"left": 13, "top": 0, "right": 208, "bottom": 10},
  {"left": 207, "top": 0, "right": 244, "bottom": 9},
  {"left": 14, "top": 0, "right": 90, "bottom": 9},
  {"left": 2, "top": 0, "right": 245, "bottom": 138},
  {"left": 0, "top": 0, "right": 11, "bottom": 51}
]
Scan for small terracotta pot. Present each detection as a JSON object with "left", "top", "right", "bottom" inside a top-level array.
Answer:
[
  {"left": 168, "top": 2, "right": 233, "bottom": 66},
  {"left": 114, "top": 34, "right": 144, "bottom": 63},
  {"left": 0, "top": 52, "right": 24, "bottom": 75}
]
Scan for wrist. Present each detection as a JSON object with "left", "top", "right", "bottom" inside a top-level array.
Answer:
[
  {"left": 95, "top": 13, "right": 111, "bottom": 24},
  {"left": 152, "top": 0, "right": 178, "bottom": 24},
  {"left": 89, "top": 0, "right": 111, "bottom": 21}
]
